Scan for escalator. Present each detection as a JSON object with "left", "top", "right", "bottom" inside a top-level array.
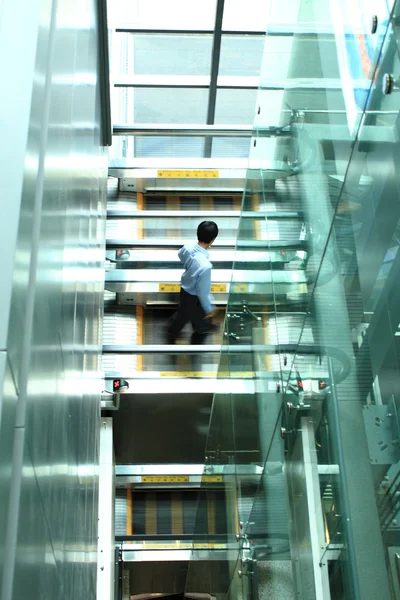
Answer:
[
  {"left": 115, "top": 488, "right": 228, "bottom": 542},
  {"left": 102, "top": 185, "right": 310, "bottom": 398},
  {"left": 104, "top": 180, "right": 310, "bottom": 600}
]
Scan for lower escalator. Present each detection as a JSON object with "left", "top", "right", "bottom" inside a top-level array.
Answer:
[{"left": 116, "top": 488, "right": 228, "bottom": 541}]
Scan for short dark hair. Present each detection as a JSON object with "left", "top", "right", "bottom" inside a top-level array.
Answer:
[{"left": 197, "top": 221, "right": 218, "bottom": 244}]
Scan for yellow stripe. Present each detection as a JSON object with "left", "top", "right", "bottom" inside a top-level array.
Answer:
[
  {"left": 137, "top": 192, "right": 144, "bottom": 211},
  {"left": 142, "top": 476, "right": 189, "bottom": 483},
  {"left": 166, "top": 195, "right": 179, "bottom": 210},
  {"left": 126, "top": 488, "right": 132, "bottom": 535},
  {"left": 252, "top": 193, "right": 261, "bottom": 240},
  {"left": 158, "top": 170, "right": 219, "bottom": 178},
  {"left": 232, "top": 283, "right": 248, "bottom": 293},
  {"left": 207, "top": 491, "right": 216, "bottom": 535},
  {"left": 200, "top": 195, "right": 213, "bottom": 210},
  {"left": 137, "top": 192, "right": 144, "bottom": 240},
  {"left": 159, "top": 371, "right": 254, "bottom": 378},
  {"left": 158, "top": 283, "right": 226, "bottom": 293},
  {"left": 171, "top": 492, "right": 183, "bottom": 535},
  {"left": 202, "top": 475, "right": 223, "bottom": 483},
  {"left": 233, "top": 195, "right": 242, "bottom": 210},
  {"left": 145, "top": 492, "right": 157, "bottom": 535},
  {"left": 210, "top": 284, "right": 226, "bottom": 293},
  {"left": 136, "top": 306, "right": 144, "bottom": 371}
]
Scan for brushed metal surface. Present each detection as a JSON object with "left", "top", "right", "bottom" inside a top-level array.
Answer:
[
  {"left": 105, "top": 270, "right": 305, "bottom": 283},
  {"left": 115, "top": 464, "right": 265, "bottom": 476},
  {"left": 107, "top": 210, "right": 301, "bottom": 218},
  {"left": 0, "top": 0, "right": 108, "bottom": 599},
  {"left": 101, "top": 378, "right": 255, "bottom": 396},
  {"left": 97, "top": 419, "right": 115, "bottom": 600},
  {"left": 0, "top": 355, "right": 17, "bottom": 590},
  {"left": 122, "top": 548, "right": 238, "bottom": 562}
]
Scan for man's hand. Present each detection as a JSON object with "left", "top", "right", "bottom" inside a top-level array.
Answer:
[{"left": 204, "top": 309, "right": 217, "bottom": 319}]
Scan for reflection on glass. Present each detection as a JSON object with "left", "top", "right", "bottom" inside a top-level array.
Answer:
[
  {"left": 186, "top": 2, "right": 400, "bottom": 599},
  {"left": 113, "top": 33, "right": 213, "bottom": 76},
  {"left": 214, "top": 89, "right": 258, "bottom": 124},
  {"left": 112, "top": 87, "right": 209, "bottom": 124},
  {"left": 219, "top": 36, "right": 265, "bottom": 76}
]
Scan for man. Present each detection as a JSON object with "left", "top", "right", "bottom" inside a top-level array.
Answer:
[{"left": 167, "top": 221, "right": 219, "bottom": 344}]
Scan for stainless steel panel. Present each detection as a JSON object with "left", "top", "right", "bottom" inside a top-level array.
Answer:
[
  {"left": 97, "top": 419, "right": 115, "bottom": 600},
  {"left": 102, "top": 343, "right": 303, "bottom": 353},
  {"left": 115, "top": 463, "right": 266, "bottom": 487},
  {"left": 106, "top": 238, "right": 306, "bottom": 249},
  {"left": 8, "top": 443, "right": 62, "bottom": 600},
  {"left": 101, "top": 378, "right": 255, "bottom": 396},
  {"left": 106, "top": 249, "right": 303, "bottom": 263},
  {"left": 106, "top": 210, "right": 302, "bottom": 219},
  {"left": 107, "top": 210, "right": 241, "bottom": 217},
  {"left": 107, "top": 237, "right": 238, "bottom": 247},
  {"left": 0, "top": 354, "right": 17, "bottom": 590},
  {"left": 300, "top": 419, "right": 330, "bottom": 599},
  {"left": 105, "top": 269, "right": 306, "bottom": 283},
  {"left": 103, "top": 343, "right": 223, "bottom": 353},
  {"left": 0, "top": 0, "right": 108, "bottom": 598},
  {"left": 116, "top": 464, "right": 264, "bottom": 476},
  {"left": 0, "top": 0, "right": 41, "bottom": 351},
  {"left": 122, "top": 548, "right": 238, "bottom": 562}
]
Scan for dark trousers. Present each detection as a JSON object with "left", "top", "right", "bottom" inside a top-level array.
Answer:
[{"left": 168, "top": 288, "right": 210, "bottom": 344}]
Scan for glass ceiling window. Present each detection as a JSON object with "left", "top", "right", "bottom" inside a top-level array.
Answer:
[
  {"left": 108, "top": 0, "right": 267, "bottom": 158},
  {"left": 219, "top": 35, "right": 265, "bottom": 76},
  {"left": 111, "top": 0, "right": 218, "bottom": 30},
  {"left": 113, "top": 34, "right": 213, "bottom": 76},
  {"left": 222, "top": 0, "right": 269, "bottom": 32},
  {"left": 215, "top": 89, "right": 258, "bottom": 124},
  {"left": 113, "top": 87, "right": 209, "bottom": 124}
]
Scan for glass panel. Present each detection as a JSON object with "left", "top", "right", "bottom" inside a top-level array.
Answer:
[
  {"left": 112, "top": 87, "right": 209, "bottom": 124},
  {"left": 108, "top": 0, "right": 400, "bottom": 598},
  {"left": 110, "top": 136, "right": 252, "bottom": 160},
  {"left": 185, "top": 1, "right": 400, "bottom": 599},
  {"left": 278, "top": 3, "right": 399, "bottom": 599},
  {"left": 219, "top": 35, "right": 265, "bottom": 76},
  {"left": 113, "top": 33, "right": 213, "bottom": 76},
  {"left": 134, "top": 136, "right": 205, "bottom": 158},
  {"left": 211, "top": 137, "right": 251, "bottom": 158},
  {"left": 111, "top": 0, "right": 218, "bottom": 30},
  {"left": 222, "top": 0, "right": 270, "bottom": 32},
  {"left": 215, "top": 89, "right": 258, "bottom": 124}
]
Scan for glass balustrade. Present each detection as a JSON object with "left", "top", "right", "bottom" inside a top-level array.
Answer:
[{"left": 185, "top": 1, "right": 400, "bottom": 599}]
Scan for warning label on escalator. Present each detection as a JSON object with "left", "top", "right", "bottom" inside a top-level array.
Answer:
[
  {"left": 210, "top": 284, "right": 226, "bottom": 293},
  {"left": 159, "top": 283, "right": 226, "bottom": 293},
  {"left": 232, "top": 284, "right": 248, "bottom": 293},
  {"left": 158, "top": 170, "right": 219, "bottom": 178},
  {"left": 142, "top": 476, "right": 190, "bottom": 483},
  {"left": 159, "top": 284, "right": 181, "bottom": 292}
]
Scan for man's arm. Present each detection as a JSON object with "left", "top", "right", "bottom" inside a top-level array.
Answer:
[
  {"left": 196, "top": 267, "right": 214, "bottom": 315},
  {"left": 178, "top": 246, "right": 185, "bottom": 264}
]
